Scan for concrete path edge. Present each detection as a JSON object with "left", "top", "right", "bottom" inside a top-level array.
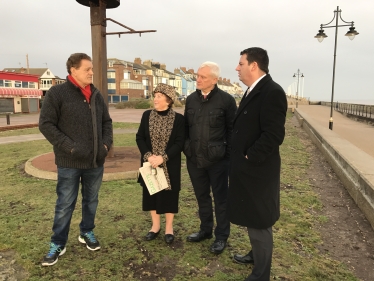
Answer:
[
  {"left": 295, "top": 109, "right": 374, "bottom": 231},
  {"left": 25, "top": 153, "right": 139, "bottom": 182}
]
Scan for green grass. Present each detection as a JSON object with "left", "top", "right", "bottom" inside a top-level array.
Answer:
[
  {"left": 0, "top": 122, "right": 137, "bottom": 137},
  {"left": 0, "top": 115, "right": 358, "bottom": 280},
  {"left": 112, "top": 122, "right": 139, "bottom": 129},
  {"left": 0, "top": 127, "right": 41, "bottom": 137}
]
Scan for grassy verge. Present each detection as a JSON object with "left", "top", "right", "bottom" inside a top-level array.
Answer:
[
  {"left": 0, "top": 122, "right": 137, "bottom": 137},
  {"left": 0, "top": 127, "right": 41, "bottom": 137},
  {"left": 0, "top": 116, "right": 358, "bottom": 280},
  {"left": 112, "top": 122, "right": 139, "bottom": 130}
]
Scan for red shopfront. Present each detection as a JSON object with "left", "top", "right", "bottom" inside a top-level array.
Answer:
[{"left": 0, "top": 72, "right": 42, "bottom": 113}]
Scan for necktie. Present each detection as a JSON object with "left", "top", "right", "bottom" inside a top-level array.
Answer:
[
  {"left": 244, "top": 88, "right": 250, "bottom": 98},
  {"left": 203, "top": 95, "right": 207, "bottom": 99}
]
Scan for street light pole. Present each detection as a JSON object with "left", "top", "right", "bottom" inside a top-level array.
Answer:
[
  {"left": 293, "top": 69, "right": 304, "bottom": 109},
  {"left": 314, "top": 6, "right": 359, "bottom": 130}
]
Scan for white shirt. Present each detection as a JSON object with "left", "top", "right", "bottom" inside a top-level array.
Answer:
[{"left": 245, "top": 74, "right": 266, "bottom": 97}]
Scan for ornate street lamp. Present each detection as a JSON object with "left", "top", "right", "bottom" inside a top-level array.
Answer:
[
  {"left": 314, "top": 6, "right": 359, "bottom": 130},
  {"left": 293, "top": 69, "right": 304, "bottom": 108}
]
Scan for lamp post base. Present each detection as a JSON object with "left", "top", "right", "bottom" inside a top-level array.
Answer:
[{"left": 329, "top": 120, "right": 333, "bottom": 130}]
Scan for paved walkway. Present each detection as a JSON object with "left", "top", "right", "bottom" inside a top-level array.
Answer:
[
  {"left": 1, "top": 105, "right": 373, "bottom": 158},
  {"left": 297, "top": 105, "right": 374, "bottom": 158},
  {"left": 0, "top": 107, "right": 185, "bottom": 127},
  {"left": 0, "top": 108, "right": 184, "bottom": 144},
  {"left": 0, "top": 129, "right": 137, "bottom": 145}
]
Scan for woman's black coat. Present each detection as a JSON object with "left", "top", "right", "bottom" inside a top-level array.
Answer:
[
  {"left": 136, "top": 110, "right": 185, "bottom": 191},
  {"left": 228, "top": 74, "right": 288, "bottom": 229}
]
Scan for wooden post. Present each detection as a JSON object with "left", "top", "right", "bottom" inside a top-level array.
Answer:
[{"left": 90, "top": 0, "right": 114, "bottom": 157}]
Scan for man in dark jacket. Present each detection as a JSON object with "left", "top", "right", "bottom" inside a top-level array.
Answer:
[
  {"left": 184, "top": 61, "right": 237, "bottom": 254},
  {"left": 39, "top": 53, "right": 113, "bottom": 266},
  {"left": 229, "top": 48, "right": 287, "bottom": 280}
]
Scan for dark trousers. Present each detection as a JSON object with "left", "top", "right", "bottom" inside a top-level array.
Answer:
[
  {"left": 186, "top": 158, "right": 230, "bottom": 240},
  {"left": 246, "top": 227, "right": 273, "bottom": 281}
]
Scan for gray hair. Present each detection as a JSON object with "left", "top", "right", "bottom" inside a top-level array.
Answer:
[{"left": 199, "top": 61, "right": 220, "bottom": 78}]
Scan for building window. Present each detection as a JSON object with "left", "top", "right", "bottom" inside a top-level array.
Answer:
[
  {"left": 108, "top": 61, "right": 113, "bottom": 67},
  {"left": 15, "top": 81, "right": 22, "bottom": 88},
  {"left": 108, "top": 83, "right": 116, "bottom": 89},
  {"left": 22, "top": 81, "right": 28, "bottom": 88},
  {"left": 29, "top": 82, "right": 36, "bottom": 88},
  {"left": 47, "top": 71, "right": 50, "bottom": 75},
  {"left": 107, "top": 72, "right": 116, "bottom": 78},
  {"left": 4, "top": 80, "right": 12, "bottom": 87},
  {"left": 124, "top": 72, "right": 130, "bottom": 79},
  {"left": 0, "top": 80, "right": 3, "bottom": 87}
]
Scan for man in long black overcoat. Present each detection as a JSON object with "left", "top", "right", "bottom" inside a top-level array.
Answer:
[{"left": 228, "top": 47, "right": 287, "bottom": 281}]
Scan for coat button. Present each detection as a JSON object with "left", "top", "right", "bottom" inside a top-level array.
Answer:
[
  {"left": 235, "top": 130, "right": 238, "bottom": 133},
  {"left": 244, "top": 111, "right": 247, "bottom": 114}
]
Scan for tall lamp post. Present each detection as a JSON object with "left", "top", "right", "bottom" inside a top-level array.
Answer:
[
  {"left": 314, "top": 6, "right": 359, "bottom": 130},
  {"left": 293, "top": 69, "right": 304, "bottom": 108}
]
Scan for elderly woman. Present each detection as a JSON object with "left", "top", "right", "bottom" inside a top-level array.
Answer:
[{"left": 136, "top": 83, "right": 185, "bottom": 244}]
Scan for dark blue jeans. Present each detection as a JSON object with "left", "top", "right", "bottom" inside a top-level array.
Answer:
[{"left": 51, "top": 166, "right": 104, "bottom": 246}]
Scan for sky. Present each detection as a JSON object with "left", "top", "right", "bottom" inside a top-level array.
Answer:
[{"left": 1, "top": 0, "right": 373, "bottom": 103}]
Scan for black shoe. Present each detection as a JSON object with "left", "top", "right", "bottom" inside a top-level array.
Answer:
[
  {"left": 233, "top": 251, "right": 254, "bottom": 265},
  {"left": 186, "top": 230, "right": 213, "bottom": 242},
  {"left": 210, "top": 240, "right": 227, "bottom": 254},
  {"left": 145, "top": 230, "right": 160, "bottom": 241},
  {"left": 42, "top": 243, "right": 66, "bottom": 266},
  {"left": 78, "top": 231, "right": 101, "bottom": 251},
  {"left": 164, "top": 234, "right": 174, "bottom": 244}
]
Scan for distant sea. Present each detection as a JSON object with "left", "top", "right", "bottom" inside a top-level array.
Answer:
[{"left": 320, "top": 99, "right": 374, "bottom": 105}]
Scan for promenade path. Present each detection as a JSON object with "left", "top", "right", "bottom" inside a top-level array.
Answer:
[
  {"left": 0, "top": 108, "right": 184, "bottom": 144},
  {"left": 297, "top": 105, "right": 374, "bottom": 158},
  {"left": 1, "top": 105, "right": 373, "bottom": 157}
]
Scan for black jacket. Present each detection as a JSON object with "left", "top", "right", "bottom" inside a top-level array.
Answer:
[
  {"left": 184, "top": 85, "right": 237, "bottom": 168},
  {"left": 228, "top": 74, "right": 287, "bottom": 229},
  {"left": 136, "top": 110, "right": 185, "bottom": 191},
  {"left": 39, "top": 78, "right": 113, "bottom": 169}
]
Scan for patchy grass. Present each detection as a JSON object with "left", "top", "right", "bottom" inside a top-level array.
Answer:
[
  {"left": 0, "top": 127, "right": 41, "bottom": 137},
  {"left": 112, "top": 122, "right": 139, "bottom": 129},
  {"left": 0, "top": 122, "right": 136, "bottom": 137},
  {"left": 0, "top": 115, "right": 358, "bottom": 280}
]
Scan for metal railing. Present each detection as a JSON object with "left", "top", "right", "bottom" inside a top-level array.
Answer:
[{"left": 321, "top": 101, "right": 373, "bottom": 119}]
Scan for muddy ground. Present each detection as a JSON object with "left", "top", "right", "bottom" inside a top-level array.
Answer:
[{"left": 292, "top": 116, "right": 374, "bottom": 281}]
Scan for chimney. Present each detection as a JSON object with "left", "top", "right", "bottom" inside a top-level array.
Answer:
[
  {"left": 223, "top": 78, "right": 227, "bottom": 82},
  {"left": 143, "top": 60, "right": 152, "bottom": 67},
  {"left": 134, "top": 57, "right": 142, "bottom": 64},
  {"left": 152, "top": 62, "right": 161, "bottom": 69},
  {"left": 180, "top": 67, "right": 187, "bottom": 72},
  {"left": 174, "top": 68, "right": 180, "bottom": 74},
  {"left": 219, "top": 77, "right": 223, "bottom": 81},
  {"left": 20, "top": 67, "right": 25, "bottom": 73},
  {"left": 188, "top": 69, "right": 194, "bottom": 74},
  {"left": 228, "top": 79, "right": 230, "bottom": 83},
  {"left": 160, "top": 63, "right": 166, "bottom": 70}
]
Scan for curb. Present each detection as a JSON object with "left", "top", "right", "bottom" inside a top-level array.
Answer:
[
  {"left": 295, "top": 109, "right": 374, "bottom": 230},
  {"left": 25, "top": 153, "right": 138, "bottom": 181}
]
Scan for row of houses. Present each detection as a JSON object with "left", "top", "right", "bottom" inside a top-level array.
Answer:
[
  {"left": 107, "top": 57, "right": 244, "bottom": 102},
  {"left": 0, "top": 60, "right": 243, "bottom": 113},
  {"left": 0, "top": 68, "right": 65, "bottom": 113}
]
